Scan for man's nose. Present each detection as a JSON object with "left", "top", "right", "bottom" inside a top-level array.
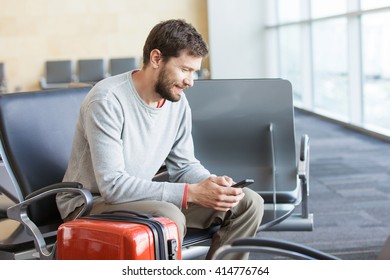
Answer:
[{"left": 184, "top": 75, "right": 194, "bottom": 88}]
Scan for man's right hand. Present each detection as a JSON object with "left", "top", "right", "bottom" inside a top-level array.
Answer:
[{"left": 187, "top": 176, "right": 245, "bottom": 212}]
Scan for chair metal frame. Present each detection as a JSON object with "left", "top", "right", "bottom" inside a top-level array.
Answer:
[{"left": 212, "top": 237, "right": 339, "bottom": 260}]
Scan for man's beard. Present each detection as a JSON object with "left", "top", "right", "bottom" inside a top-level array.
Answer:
[{"left": 155, "top": 67, "right": 182, "bottom": 102}]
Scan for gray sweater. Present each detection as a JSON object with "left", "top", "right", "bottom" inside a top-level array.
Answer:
[{"left": 56, "top": 71, "right": 210, "bottom": 219}]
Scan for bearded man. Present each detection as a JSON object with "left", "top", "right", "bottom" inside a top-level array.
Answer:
[{"left": 56, "top": 19, "right": 264, "bottom": 260}]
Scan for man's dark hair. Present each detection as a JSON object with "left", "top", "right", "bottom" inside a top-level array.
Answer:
[{"left": 142, "top": 19, "right": 208, "bottom": 66}]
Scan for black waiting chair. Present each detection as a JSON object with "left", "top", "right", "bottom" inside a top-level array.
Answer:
[
  {"left": 0, "top": 88, "right": 93, "bottom": 260},
  {"left": 109, "top": 57, "right": 138, "bottom": 76},
  {"left": 147, "top": 79, "right": 312, "bottom": 258},
  {"left": 185, "top": 79, "right": 312, "bottom": 232},
  {"left": 77, "top": 59, "right": 106, "bottom": 84},
  {"left": 40, "top": 60, "right": 74, "bottom": 89}
]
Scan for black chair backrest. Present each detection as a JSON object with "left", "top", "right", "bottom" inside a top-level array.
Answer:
[
  {"left": 46, "top": 60, "right": 73, "bottom": 84},
  {"left": 77, "top": 59, "right": 105, "bottom": 83},
  {"left": 185, "top": 79, "right": 298, "bottom": 203},
  {"left": 109, "top": 57, "right": 138, "bottom": 76},
  {"left": 0, "top": 87, "right": 90, "bottom": 226}
]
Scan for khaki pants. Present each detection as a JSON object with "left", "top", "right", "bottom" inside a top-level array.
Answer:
[{"left": 66, "top": 188, "right": 264, "bottom": 260}]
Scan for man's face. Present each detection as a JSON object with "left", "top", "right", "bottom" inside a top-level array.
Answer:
[{"left": 155, "top": 52, "right": 202, "bottom": 102}]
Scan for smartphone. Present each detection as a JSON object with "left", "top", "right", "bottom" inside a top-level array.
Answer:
[{"left": 231, "top": 179, "right": 254, "bottom": 188}]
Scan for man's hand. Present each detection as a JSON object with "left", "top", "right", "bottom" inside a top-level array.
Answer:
[{"left": 187, "top": 176, "right": 245, "bottom": 211}]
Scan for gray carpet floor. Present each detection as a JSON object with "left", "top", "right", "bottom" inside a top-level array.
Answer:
[{"left": 255, "top": 109, "right": 390, "bottom": 260}]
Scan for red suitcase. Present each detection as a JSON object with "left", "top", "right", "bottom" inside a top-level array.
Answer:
[{"left": 56, "top": 210, "right": 181, "bottom": 260}]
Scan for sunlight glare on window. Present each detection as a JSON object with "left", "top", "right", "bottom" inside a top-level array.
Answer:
[
  {"left": 361, "top": 0, "right": 390, "bottom": 10},
  {"left": 278, "top": 0, "right": 301, "bottom": 23},
  {"left": 362, "top": 11, "right": 390, "bottom": 133},
  {"left": 279, "top": 25, "right": 303, "bottom": 103},
  {"left": 311, "top": 0, "right": 347, "bottom": 18},
  {"left": 312, "top": 18, "right": 348, "bottom": 117}
]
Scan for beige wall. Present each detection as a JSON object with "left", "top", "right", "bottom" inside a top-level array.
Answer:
[{"left": 0, "top": 0, "right": 208, "bottom": 92}]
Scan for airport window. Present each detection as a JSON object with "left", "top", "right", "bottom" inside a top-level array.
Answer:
[
  {"left": 312, "top": 18, "right": 348, "bottom": 118},
  {"left": 362, "top": 11, "right": 390, "bottom": 133},
  {"left": 277, "top": 0, "right": 301, "bottom": 23},
  {"left": 311, "top": 0, "right": 347, "bottom": 18},
  {"left": 361, "top": 0, "right": 390, "bottom": 10},
  {"left": 267, "top": 0, "right": 390, "bottom": 137},
  {"left": 279, "top": 25, "right": 303, "bottom": 102}
]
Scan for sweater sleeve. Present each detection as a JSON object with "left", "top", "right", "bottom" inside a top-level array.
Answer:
[
  {"left": 83, "top": 97, "right": 186, "bottom": 208},
  {"left": 165, "top": 100, "right": 211, "bottom": 184}
]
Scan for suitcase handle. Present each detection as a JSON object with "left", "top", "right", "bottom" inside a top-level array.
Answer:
[{"left": 102, "top": 210, "right": 154, "bottom": 220}]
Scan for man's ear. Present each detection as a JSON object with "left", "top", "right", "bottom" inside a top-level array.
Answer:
[{"left": 150, "top": 49, "right": 162, "bottom": 69}]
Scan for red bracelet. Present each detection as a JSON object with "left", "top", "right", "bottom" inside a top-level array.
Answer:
[{"left": 182, "top": 183, "right": 189, "bottom": 209}]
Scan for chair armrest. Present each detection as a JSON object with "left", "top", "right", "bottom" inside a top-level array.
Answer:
[
  {"left": 298, "top": 134, "right": 310, "bottom": 183},
  {"left": 212, "top": 237, "right": 339, "bottom": 260},
  {"left": 6, "top": 182, "right": 93, "bottom": 260},
  {"left": 25, "top": 181, "right": 84, "bottom": 199},
  {"left": 298, "top": 134, "right": 310, "bottom": 219}
]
